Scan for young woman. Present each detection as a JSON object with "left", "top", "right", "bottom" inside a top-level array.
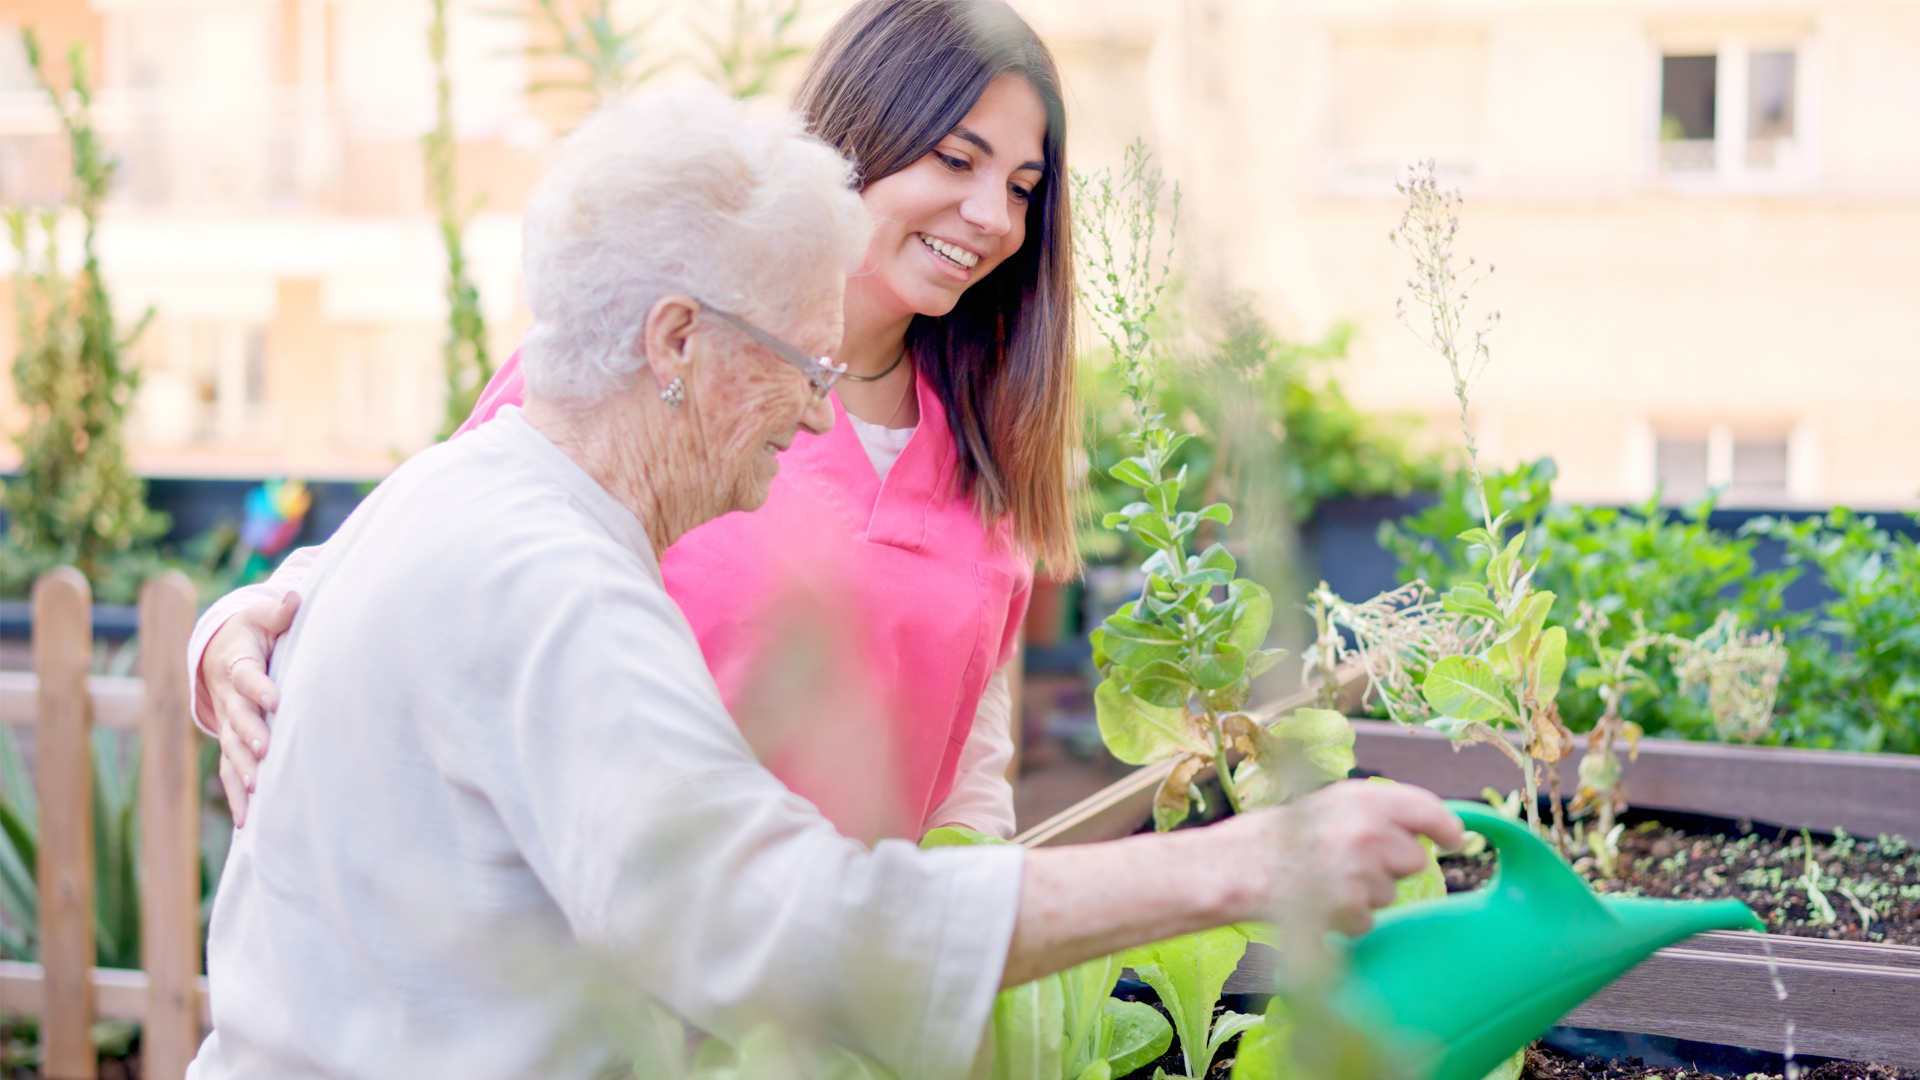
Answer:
[{"left": 193, "top": 0, "right": 1077, "bottom": 842}]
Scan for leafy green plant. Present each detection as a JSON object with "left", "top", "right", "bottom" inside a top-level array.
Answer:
[
  {"left": 1384, "top": 473, "right": 1799, "bottom": 742},
  {"left": 0, "top": 726, "right": 140, "bottom": 968},
  {"left": 923, "top": 827, "right": 1171, "bottom": 1080},
  {"left": 2, "top": 32, "right": 165, "bottom": 595},
  {"left": 1077, "top": 142, "right": 1356, "bottom": 830},
  {"left": 425, "top": 0, "right": 496, "bottom": 440},
  {"left": 1748, "top": 509, "right": 1920, "bottom": 754},
  {"left": 1361, "top": 162, "right": 1573, "bottom": 842},
  {"left": 1122, "top": 927, "right": 1261, "bottom": 1080}
]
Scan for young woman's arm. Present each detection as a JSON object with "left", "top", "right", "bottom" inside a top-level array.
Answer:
[
  {"left": 924, "top": 663, "right": 1016, "bottom": 838},
  {"left": 190, "top": 547, "right": 316, "bottom": 826}
]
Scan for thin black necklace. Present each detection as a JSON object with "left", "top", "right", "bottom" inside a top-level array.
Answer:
[{"left": 839, "top": 346, "right": 908, "bottom": 383}]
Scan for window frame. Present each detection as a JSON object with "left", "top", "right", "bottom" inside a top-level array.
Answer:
[{"left": 1646, "top": 33, "right": 1817, "bottom": 194}]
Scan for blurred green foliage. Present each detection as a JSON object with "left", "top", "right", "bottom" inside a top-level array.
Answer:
[
  {"left": 2, "top": 36, "right": 166, "bottom": 596},
  {"left": 1081, "top": 304, "right": 1446, "bottom": 563},
  {"left": 1749, "top": 509, "right": 1920, "bottom": 754},
  {"left": 1381, "top": 460, "right": 1920, "bottom": 754}
]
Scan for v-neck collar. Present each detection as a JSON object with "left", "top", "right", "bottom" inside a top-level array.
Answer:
[{"left": 821, "top": 373, "right": 956, "bottom": 553}]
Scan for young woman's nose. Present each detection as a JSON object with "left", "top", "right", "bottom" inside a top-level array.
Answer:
[{"left": 958, "top": 175, "right": 1014, "bottom": 238}]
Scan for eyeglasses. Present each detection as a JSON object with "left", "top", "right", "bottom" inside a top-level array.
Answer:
[{"left": 695, "top": 300, "right": 845, "bottom": 401}]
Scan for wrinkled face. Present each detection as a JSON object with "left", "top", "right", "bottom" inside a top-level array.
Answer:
[
  {"left": 685, "top": 279, "right": 844, "bottom": 516},
  {"left": 851, "top": 74, "right": 1048, "bottom": 320}
]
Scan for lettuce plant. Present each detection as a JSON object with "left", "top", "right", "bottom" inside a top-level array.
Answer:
[
  {"left": 1076, "top": 142, "right": 1355, "bottom": 831},
  {"left": 923, "top": 827, "right": 1172, "bottom": 1080},
  {"left": 1122, "top": 926, "right": 1262, "bottom": 1080}
]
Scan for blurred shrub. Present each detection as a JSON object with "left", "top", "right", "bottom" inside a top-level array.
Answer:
[
  {"left": 1748, "top": 509, "right": 1920, "bottom": 754},
  {"left": 1381, "top": 460, "right": 1919, "bottom": 753}
]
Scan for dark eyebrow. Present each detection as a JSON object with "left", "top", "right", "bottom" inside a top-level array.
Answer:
[{"left": 952, "top": 126, "right": 1046, "bottom": 175}]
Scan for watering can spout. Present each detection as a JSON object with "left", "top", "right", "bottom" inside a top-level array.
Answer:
[
  {"left": 1323, "top": 801, "right": 1765, "bottom": 1080},
  {"left": 1603, "top": 894, "right": 1766, "bottom": 950}
]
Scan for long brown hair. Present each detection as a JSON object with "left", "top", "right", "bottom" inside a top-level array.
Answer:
[{"left": 795, "top": 0, "right": 1079, "bottom": 572}]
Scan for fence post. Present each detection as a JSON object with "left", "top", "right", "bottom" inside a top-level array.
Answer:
[
  {"left": 34, "top": 568, "right": 95, "bottom": 1080},
  {"left": 139, "top": 572, "right": 201, "bottom": 1080}
]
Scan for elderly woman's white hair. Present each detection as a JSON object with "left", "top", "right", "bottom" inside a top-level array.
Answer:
[{"left": 519, "top": 83, "right": 870, "bottom": 400}]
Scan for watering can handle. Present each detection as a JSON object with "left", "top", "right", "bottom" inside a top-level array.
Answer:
[{"left": 1444, "top": 800, "right": 1599, "bottom": 909}]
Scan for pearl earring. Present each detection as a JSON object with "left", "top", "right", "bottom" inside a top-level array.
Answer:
[{"left": 660, "top": 377, "right": 685, "bottom": 408}]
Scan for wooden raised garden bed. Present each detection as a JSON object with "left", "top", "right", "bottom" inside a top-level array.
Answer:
[{"left": 1016, "top": 678, "right": 1920, "bottom": 1070}]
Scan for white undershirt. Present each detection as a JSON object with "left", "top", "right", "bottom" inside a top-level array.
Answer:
[{"left": 846, "top": 413, "right": 917, "bottom": 481}]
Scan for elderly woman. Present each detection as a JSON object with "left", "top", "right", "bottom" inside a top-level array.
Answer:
[{"left": 187, "top": 86, "right": 1458, "bottom": 1080}]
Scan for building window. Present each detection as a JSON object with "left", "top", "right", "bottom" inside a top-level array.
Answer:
[
  {"left": 1655, "top": 427, "right": 1792, "bottom": 505},
  {"left": 1730, "top": 439, "right": 1789, "bottom": 501},
  {"left": 1746, "top": 51, "right": 1796, "bottom": 167},
  {"left": 1655, "top": 438, "right": 1710, "bottom": 502},
  {"left": 1656, "top": 42, "right": 1805, "bottom": 186},
  {"left": 1659, "top": 55, "right": 1717, "bottom": 170}
]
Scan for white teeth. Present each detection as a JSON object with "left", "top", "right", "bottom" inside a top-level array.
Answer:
[{"left": 920, "top": 234, "right": 980, "bottom": 269}]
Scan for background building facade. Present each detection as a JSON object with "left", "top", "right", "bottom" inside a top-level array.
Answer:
[{"left": 0, "top": 0, "right": 1914, "bottom": 509}]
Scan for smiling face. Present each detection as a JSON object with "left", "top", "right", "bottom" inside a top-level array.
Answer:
[
  {"left": 848, "top": 74, "right": 1048, "bottom": 322},
  {"left": 685, "top": 282, "right": 845, "bottom": 517}
]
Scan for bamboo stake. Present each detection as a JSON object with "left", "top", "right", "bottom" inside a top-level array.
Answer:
[
  {"left": 34, "top": 568, "right": 95, "bottom": 1080},
  {"left": 139, "top": 572, "right": 200, "bottom": 1080}
]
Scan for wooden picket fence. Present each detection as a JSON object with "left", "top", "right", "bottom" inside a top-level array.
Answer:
[{"left": 0, "top": 568, "right": 205, "bottom": 1080}]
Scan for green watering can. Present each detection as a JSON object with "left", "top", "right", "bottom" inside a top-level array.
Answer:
[{"left": 1326, "top": 801, "right": 1764, "bottom": 1080}]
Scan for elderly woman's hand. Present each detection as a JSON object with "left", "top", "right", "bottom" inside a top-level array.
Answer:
[{"left": 200, "top": 592, "right": 300, "bottom": 827}]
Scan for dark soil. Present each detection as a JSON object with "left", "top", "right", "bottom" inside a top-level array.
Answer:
[
  {"left": 1440, "top": 819, "right": 1920, "bottom": 945},
  {"left": 1524, "top": 1041, "right": 1918, "bottom": 1080}
]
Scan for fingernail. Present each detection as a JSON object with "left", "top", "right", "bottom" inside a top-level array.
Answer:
[
  {"left": 246, "top": 776, "right": 255, "bottom": 793},
  {"left": 252, "top": 739, "right": 263, "bottom": 754}
]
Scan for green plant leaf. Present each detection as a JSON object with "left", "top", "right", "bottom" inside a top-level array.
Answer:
[
  {"left": 1224, "top": 581, "right": 1273, "bottom": 655},
  {"left": 1266, "top": 708, "right": 1358, "bottom": 783},
  {"left": 1425, "top": 715, "right": 1479, "bottom": 740},
  {"left": 1102, "top": 999, "right": 1173, "bottom": 1078},
  {"left": 1131, "top": 513, "right": 1173, "bottom": 549},
  {"left": 1532, "top": 625, "right": 1568, "bottom": 701},
  {"left": 1101, "top": 614, "right": 1185, "bottom": 669},
  {"left": 1246, "top": 647, "right": 1287, "bottom": 679},
  {"left": 1422, "top": 656, "right": 1517, "bottom": 723},
  {"left": 1146, "top": 479, "right": 1181, "bottom": 516},
  {"left": 1110, "top": 458, "right": 1155, "bottom": 489},
  {"left": 1188, "top": 643, "right": 1247, "bottom": 691},
  {"left": 920, "top": 826, "right": 1000, "bottom": 849},
  {"left": 1442, "top": 583, "right": 1501, "bottom": 622},
  {"left": 1195, "top": 544, "right": 1237, "bottom": 577},
  {"left": 1071, "top": 1061, "right": 1111, "bottom": 1080},
  {"left": 1061, "top": 953, "right": 1125, "bottom": 1075},
  {"left": 1206, "top": 1012, "right": 1264, "bottom": 1065},
  {"left": 1125, "top": 927, "right": 1251, "bottom": 1080},
  {"left": 1199, "top": 503, "right": 1232, "bottom": 526},
  {"left": 1129, "top": 659, "right": 1195, "bottom": 709},
  {"left": 993, "top": 974, "right": 1065, "bottom": 1080},
  {"left": 1097, "top": 680, "right": 1211, "bottom": 765}
]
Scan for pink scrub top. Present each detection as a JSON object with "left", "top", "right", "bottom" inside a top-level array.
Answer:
[{"left": 458, "top": 354, "right": 1032, "bottom": 841}]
